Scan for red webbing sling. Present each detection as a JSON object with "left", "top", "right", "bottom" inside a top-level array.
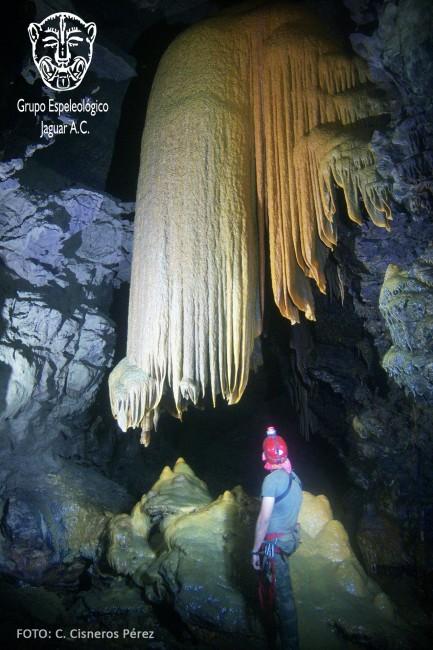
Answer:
[{"left": 258, "top": 532, "right": 284, "bottom": 610}]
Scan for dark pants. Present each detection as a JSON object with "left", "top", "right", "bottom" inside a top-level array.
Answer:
[
  {"left": 274, "top": 552, "right": 299, "bottom": 650},
  {"left": 262, "top": 551, "right": 299, "bottom": 650}
]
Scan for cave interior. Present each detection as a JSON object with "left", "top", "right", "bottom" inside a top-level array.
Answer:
[{"left": 0, "top": 0, "right": 432, "bottom": 649}]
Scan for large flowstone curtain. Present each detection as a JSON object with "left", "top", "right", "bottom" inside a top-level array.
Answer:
[{"left": 109, "top": 4, "right": 390, "bottom": 443}]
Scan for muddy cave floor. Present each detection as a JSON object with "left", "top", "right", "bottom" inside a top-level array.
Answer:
[{"left": 1, "top": 385, "right": 432, "bottom": 650}]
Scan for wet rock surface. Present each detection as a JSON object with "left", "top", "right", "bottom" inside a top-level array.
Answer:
[
  {"left": 0, "top": 461, "right": 134, "bottom": 585},
  {"left": 105, "top": 460, "right": 419, "bottom": 649}
]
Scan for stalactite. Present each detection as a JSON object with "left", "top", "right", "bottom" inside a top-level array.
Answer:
[
  {"left": 109, "top": 4, "right": 391, "bottom": 440},
  {"left": 248, "top": 7, "right": 390, "bottom": 323},
  {"left": 109, "top": 18, "right": 262, "bottom": 434}
]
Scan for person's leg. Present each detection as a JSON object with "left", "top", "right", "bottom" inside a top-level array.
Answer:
[
  {"left": 274, "top": 554, "right": 299, "bottom": 650},
  {"left": 259, "top": 558, "right": 278, "bottom": 649}
]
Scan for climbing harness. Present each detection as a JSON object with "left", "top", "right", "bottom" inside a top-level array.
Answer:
[
  {"left": 258, "top": 472, "right": 302, "bottom": 611},
  {"left": 258, "top": 532, "right": 285, "bottom": 609}
]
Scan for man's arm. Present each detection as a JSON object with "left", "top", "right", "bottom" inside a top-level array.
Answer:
[{"left": 251, "top": 496, "right": 275, "bottom": 570}]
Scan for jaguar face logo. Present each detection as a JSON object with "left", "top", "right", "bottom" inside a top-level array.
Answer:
[{"left": 28, "top": 12, "right": 96, "bottom": 92}]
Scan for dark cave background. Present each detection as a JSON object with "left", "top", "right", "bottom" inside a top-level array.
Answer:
[{"left": 0, "top": 0, "right": 432, "bottom": 647}]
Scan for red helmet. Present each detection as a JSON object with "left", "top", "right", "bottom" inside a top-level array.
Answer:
[{"left": 262, "top": 427, "right": 288, "bottom": 464}]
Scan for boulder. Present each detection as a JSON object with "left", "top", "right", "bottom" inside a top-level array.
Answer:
[
  {"left": 141, "top": 457, "right": 212, "bottom": 520},
  {"left": 104, "top": 461, "right": 414, "bottom": 649},
  {"left": 106, "top": 504, "right": 155, "bottom": 577},
  {"left": 144, "top": 489, "right": 253, "bottom": 635},
  {"left": 0, "top": 463, "right": 134, "bottom": 586},
  {"left": 298, "top": 492, "right": 333, "bottom": 538}
]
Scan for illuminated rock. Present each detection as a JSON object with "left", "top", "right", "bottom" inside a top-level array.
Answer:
[
  {"left": 106, "top": 504, "right": 155, "bottom": 577},
  {"left": 107, "top": 460, "right": 411, "bottom": 647},
  {"left": 335, "top": 559, "right": 369, "bottom": 598},
  {"left": 380, "top": 258, "right": 433, "bottom": 400},
  {"left": 140, "top": 484, "right": 253, "bottom": 634},
  {"left": 141, "top": 457, "right": 212, "bottom": 519},
  {"left": 314, "top": 520, "right": 352, "bottom": 563},
  {"left": 0, "top": 149, "right": 133, "bottom": 446},
  {"left": 298, "top": 492, "right": 333, "bottom": 538},
  {"left": 0, "top": 344, "right": 36, "bottom": 422}
]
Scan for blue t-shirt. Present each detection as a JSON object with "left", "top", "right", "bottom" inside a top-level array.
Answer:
[{"left": 261, "top": 469, "right": 302, "bottom": 534}]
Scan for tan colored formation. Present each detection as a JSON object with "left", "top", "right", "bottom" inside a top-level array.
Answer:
[
  {"left": 105, "top": 459, "right": 400, "bottom": 644},
  {"left": 109, "top": 3, "right": 391, "bottom": 439}
]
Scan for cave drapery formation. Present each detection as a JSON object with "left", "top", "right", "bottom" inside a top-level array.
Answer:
[{"left": 109, "top": 3, "right": 391, "bottom": 443}]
